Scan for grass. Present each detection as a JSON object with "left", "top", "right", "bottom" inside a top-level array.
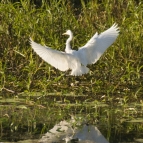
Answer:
[
  {"left": 0, "top": 0, "right": 143, "bottom": 142},
  {"left": 0, "top": 0, "right": 142, "bottom": 96}
]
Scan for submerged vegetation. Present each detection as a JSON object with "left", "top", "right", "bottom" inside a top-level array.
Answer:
[{"left": 0, "top": 0, "right": 143, "bottom": 142}]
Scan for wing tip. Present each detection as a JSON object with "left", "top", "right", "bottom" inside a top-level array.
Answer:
[
  {"left": 29, "top": 37, "right": 33, "bottom": 45},
  {"left": 112, "top": 23, "right": 120, "bottom": 32}
]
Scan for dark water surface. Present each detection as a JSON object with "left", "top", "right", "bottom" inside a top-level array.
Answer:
[{"left": 0, "top": 93, "right": 143, "bottom": 143}]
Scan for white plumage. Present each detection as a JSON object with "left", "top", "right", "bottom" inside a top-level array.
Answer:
[{"left": 30, "top": 23, "right": 119, "bottom": 76}]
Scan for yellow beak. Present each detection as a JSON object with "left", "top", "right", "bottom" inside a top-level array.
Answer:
[{"left": 62, "top": 32, "right": 67, "bottom": 35}]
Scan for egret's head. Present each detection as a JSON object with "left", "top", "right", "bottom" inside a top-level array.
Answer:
[{"left": 62, "top": 30, "right": 73, "bottom": 36}]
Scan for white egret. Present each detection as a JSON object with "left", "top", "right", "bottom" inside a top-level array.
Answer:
[{"left": 30, "top": 23, "right": 119, "bottom": 76}]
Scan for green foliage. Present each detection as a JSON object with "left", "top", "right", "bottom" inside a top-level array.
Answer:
[{"left": 0, "top": 0, "right": 142, "bottom": 96}]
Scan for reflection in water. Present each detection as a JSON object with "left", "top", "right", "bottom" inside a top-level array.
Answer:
[
  {"left": 1, "top": 95, "right": 143, "bottom": 143},
  {"left": 39, "top": 119, "right": 109, "bottom": 143}
]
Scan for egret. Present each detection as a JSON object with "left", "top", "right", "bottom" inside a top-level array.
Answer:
[{"left": 30, "top": 23, "right": 119, "bottom": 76}]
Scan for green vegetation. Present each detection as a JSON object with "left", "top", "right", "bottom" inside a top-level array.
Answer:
[
  {"left": 0, "top": 0, "right": 143, "bottom": 142},
  {"left": 0, "top": 0, "right": 142, "bottom": 95}
]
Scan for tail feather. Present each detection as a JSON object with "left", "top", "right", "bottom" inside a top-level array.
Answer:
[{"left": 70, "top": 66, "right": 89, "bottom": 76}]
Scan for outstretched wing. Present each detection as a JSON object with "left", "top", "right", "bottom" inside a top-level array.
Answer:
[
  {"left": 77, "top": 23, "right": 119, "bottom": 66},
  {"left": 30, "top": 38, "right": 80, "bottom": 72}
]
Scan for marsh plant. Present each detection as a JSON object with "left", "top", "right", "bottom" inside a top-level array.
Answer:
[{"left": 0, "top": 0, "right": 142, "bottom": 95}]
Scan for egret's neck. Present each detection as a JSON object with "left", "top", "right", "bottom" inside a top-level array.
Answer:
[{"left": 65, "top": 33, "right": 73, "bottom": 53}]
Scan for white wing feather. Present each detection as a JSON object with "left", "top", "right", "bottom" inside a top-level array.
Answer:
[
  {"left": 30, "top": 23, "right": 119, "bottom": 76},
  {"left": 30, "top": 38, "right": 77, "bottom": 71},
  {"left": 77, "top": 23, "right": 119, "bottom": 65},
  {"left": 30, "top": 38, "right": 89, "bottom": 76}
]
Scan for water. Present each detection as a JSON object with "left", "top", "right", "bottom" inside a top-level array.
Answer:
[{"left": 0, "top": 93, "right": 143, "bottom": 143}]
